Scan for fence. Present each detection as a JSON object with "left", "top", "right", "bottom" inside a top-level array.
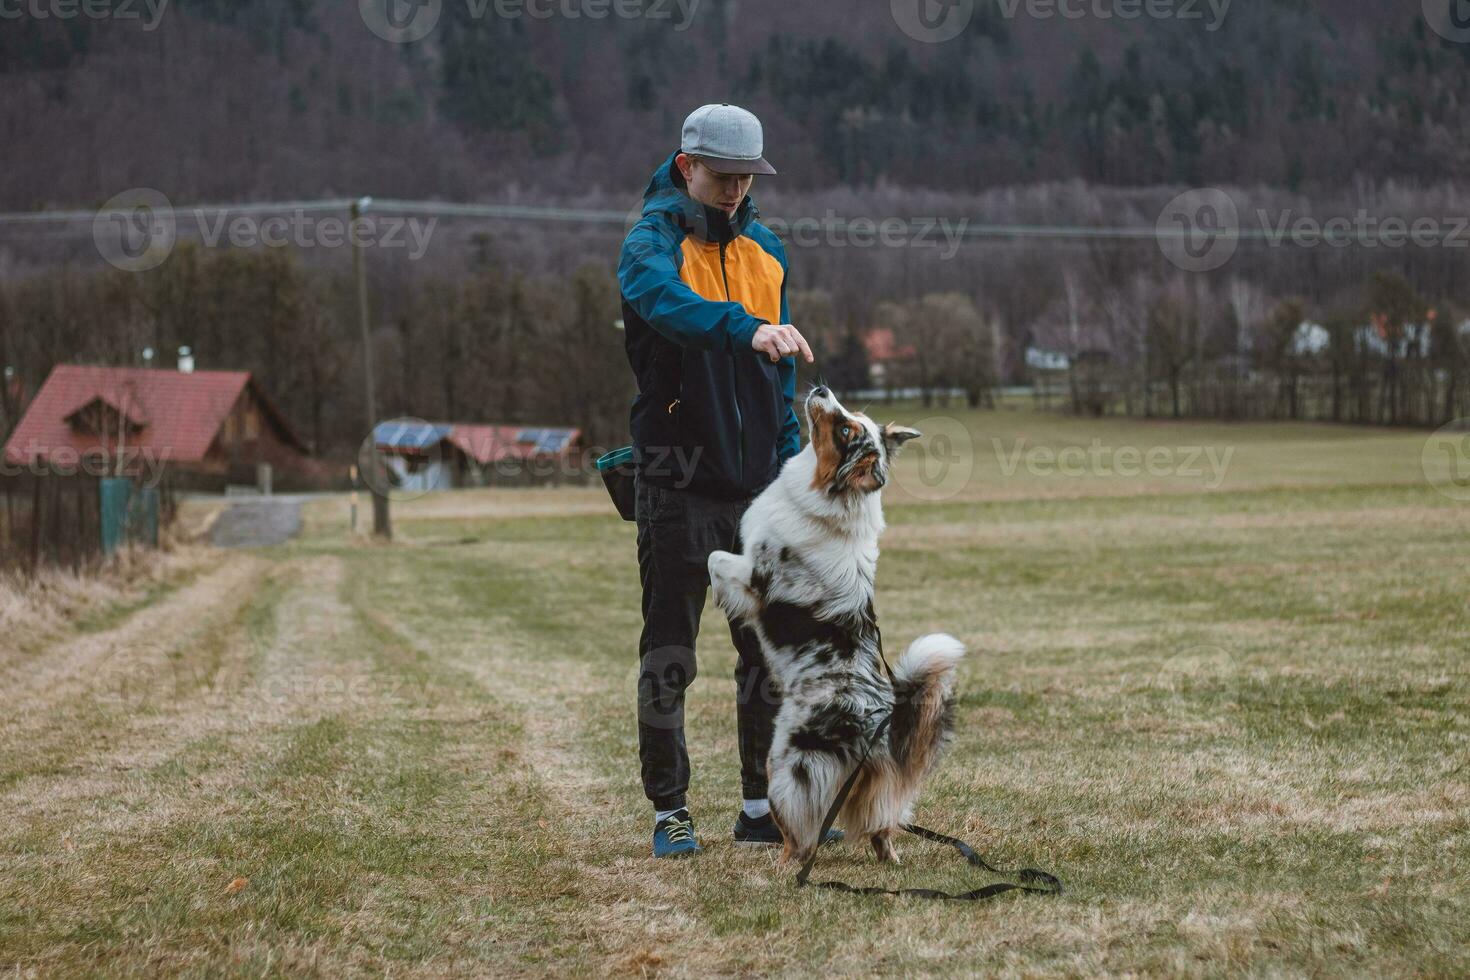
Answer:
[
  {"left": 0, "top": 472, "right": 168, "bottom": 577},
  {"left": 1034, "top": 369, "right": 1470, "bottom": 427}
]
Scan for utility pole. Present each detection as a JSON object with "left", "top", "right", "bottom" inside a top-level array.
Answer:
[{"left": 352, "top": 197, "right": 391, "bottom": 540}]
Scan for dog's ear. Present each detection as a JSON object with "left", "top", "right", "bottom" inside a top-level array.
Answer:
[{"left": 882, "top": 423, "right": 921, "bottom": 450}]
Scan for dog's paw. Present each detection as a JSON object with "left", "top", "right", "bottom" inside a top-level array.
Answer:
[
  {"left": 707, "top": 549, "right": 737, "bottom": 578},
  {"left": 708, "top": 551, "right": 756, "bottom": 619},
  {"left": 871, "top": 832, "right": 901, "bottom": 864}
]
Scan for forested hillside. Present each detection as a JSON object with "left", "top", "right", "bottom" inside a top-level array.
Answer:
[
  {"left": 5, "top": 1, "right": 1470, "bottom": 457},
  {"left": 3, "top": 0, "right": 1467, "bottom": 209}
]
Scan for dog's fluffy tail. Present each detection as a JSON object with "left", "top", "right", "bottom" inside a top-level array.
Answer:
[{"left": 888, "top": 633, "right": 966, "bottom": 776}]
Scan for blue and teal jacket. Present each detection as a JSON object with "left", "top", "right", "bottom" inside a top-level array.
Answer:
[{"left": 618, "top": 152, "right": 799, "bottom": 500}]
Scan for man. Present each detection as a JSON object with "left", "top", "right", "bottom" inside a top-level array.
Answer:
[{"left": 618, "top": 104, "right": 831, "bottom": 858}]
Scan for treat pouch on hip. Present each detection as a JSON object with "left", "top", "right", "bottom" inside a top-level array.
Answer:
[{"left": 595, "top": 446, "right": 637, "bottom": 522}]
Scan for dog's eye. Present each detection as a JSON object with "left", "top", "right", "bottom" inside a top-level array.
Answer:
[{"left": 839, "top": 425, "right": 852, "bottom": 440}]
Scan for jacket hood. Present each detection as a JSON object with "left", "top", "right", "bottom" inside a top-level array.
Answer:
[{"left": 641, "top": 151, "right": 758, "bottom": 244}]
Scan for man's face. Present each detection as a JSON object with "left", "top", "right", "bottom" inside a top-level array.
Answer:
[{"left": 676, "top": 154, "right": 754, "bottom": 217}]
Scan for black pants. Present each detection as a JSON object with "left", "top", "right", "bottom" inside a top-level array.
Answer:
[{"left": 635, "top": 477, "right": 779, "bottom": 812}]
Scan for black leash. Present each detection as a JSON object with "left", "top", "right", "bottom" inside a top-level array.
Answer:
[
  {"left": 793, "top": 639, "right": 1062, "bottom": 901},
  {"left": 794, "top": 713, "right": 891, "bottom": 891}
]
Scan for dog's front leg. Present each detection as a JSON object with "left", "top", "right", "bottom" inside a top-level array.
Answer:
[
  {"left": 707, "top": 550, "right": 757, "bottom": 622},
  {"left": 768, "top": 748, "right": 841, "bottom": 866}
]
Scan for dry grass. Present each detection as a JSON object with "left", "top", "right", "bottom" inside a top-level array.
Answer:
[
  {"left": 0, "top": 544, "right": 218, "bottom": 661},
  {"left": 1, "top": 407, "right": 1466, "bottom": 977}
]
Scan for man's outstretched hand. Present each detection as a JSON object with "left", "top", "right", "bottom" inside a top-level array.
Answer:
[{"left": 752, "top": 323, "right": 815, "bottom": 364}]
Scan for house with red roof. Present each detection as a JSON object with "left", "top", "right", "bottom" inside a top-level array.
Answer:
[
  {"left": 373, "top": 420, "right": 583, "bottom": 489},
  {"left": 3, "top": 364, "right": 319, "bottom": 486},
  {"left": 861, "top": 327, "right": 918, "bottom": 387}
]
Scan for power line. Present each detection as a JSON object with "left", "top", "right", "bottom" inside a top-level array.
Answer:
[
  {"left": 0, "top": 199, "right": 359, "bottom": 226},
  {"left": 0, "top": 197, "right": 1285, "bottom": 242}
]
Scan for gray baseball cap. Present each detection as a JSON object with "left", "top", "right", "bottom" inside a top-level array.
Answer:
[{"left": 680, "top": 104, "right": 777, "bottom": 176}]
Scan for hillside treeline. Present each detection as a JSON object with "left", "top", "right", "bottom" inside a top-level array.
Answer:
[
  {"left": 0, "top": 243, "right": 634, "bottom": 457},
  {"left": 3, "top": 202, "right": 1467, "bottom": 457},
  {"left": 3, "top": 1, "right": 1469, "bottom": 209}
]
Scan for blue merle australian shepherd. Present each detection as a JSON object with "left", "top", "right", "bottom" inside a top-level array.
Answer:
[{"left": 708, "top": 386, "right": 966, "bottom": 866}]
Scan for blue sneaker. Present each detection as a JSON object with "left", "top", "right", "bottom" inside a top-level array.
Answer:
[
  {"left": 733, "top": 810, "right": 844, "bottom": 847},
  {"left": 652, "top": 809, "right": 702, "bottom": 858}
]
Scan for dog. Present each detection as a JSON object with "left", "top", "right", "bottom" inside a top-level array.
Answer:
[{"left": 708, "top": 386, "right": 966, "bottom": 866}]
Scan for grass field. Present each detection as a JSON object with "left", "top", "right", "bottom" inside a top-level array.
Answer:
[{"left": 1, "top": 406, "right": 1466, "bottom": 977}]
